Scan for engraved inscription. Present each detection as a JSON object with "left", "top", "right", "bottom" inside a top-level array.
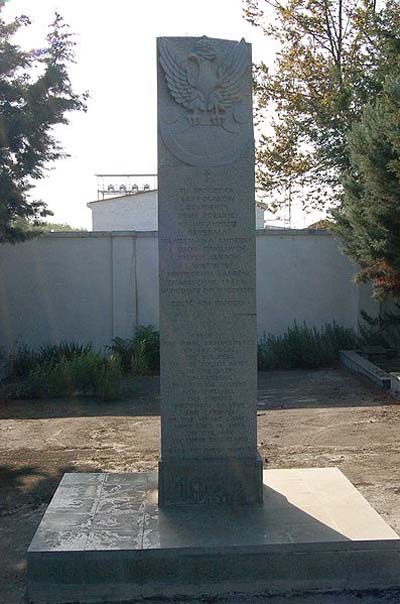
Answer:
[
  {"left": 173, "top": 477, "right": 246, "bottom": 505},
  {"left": 159, "top": 180, "right": 256, "bottom": 460}
]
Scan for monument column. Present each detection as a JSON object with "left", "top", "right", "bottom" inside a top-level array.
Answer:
[{"left": 157, "top": 36, "right": 263, "bottom": 506}]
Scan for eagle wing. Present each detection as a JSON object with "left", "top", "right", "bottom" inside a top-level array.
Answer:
[
  {"left": 214, "top": 38, "right": 249, "bottom": 110},
  {"left": 159, "top": 39, "right": 197, "bottom": 109}
]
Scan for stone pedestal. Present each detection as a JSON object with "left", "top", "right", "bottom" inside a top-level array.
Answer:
[
  {"left": 158, "top": 456, "right": 263, "bottom": 506},
  {"left": 27, "top": 469, "right": 400, "bottom": 603},
  {"left": 157, "top": 36, "right": 262, "bottom": 506}
]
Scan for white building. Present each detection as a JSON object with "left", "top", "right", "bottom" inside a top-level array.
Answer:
[
  {"left": 88, "top": 190, "right": 158, "bottom": 231},
  {"left": 88, "top": 190, "right": 265, "bottom": 231}
]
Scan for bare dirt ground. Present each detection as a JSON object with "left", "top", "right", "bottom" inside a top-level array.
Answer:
[{"left": 1, "top": 368, "right": 400, "bottom": 604}]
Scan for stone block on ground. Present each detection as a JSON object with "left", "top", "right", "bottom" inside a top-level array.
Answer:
[{"left": 27, "top": 468, "right": 400, "bottom": 603}]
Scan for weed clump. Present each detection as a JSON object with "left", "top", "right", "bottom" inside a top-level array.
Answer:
[
  {"left": 257, "top": 322, "right": 359, "bottom": 370},
  {"left": 1, "top": 343, "right": 122, "bottom": 400},
  {"left": 109, "top": 326, "right": 160, "bottom": 376}
]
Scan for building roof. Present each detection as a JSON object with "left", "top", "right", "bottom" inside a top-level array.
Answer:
[{"left": 87, "top": 189, "right": 157, "bottom": 207}]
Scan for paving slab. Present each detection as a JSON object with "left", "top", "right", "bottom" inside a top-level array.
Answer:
[{"left": 27, "top": 468, "right": 400, "bottom": 603}]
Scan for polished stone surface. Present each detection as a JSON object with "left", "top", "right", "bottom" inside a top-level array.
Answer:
[{"left": 27, "top": 469, "right": 400, "bottom": 602}]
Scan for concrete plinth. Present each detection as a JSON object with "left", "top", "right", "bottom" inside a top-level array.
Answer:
[{"left": 27, "top": 468, "right": 400, "bottom": 603}]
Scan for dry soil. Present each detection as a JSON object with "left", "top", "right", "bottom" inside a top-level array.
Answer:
[{"left": 1, "top": 368, "right": 400, "bottom": 604}]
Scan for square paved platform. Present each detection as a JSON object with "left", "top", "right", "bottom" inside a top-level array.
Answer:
[{"left": 27, "top": 468, "right": 400, "bottom": 603}]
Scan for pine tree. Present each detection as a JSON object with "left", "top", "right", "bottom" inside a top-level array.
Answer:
[
  {"left": 0, "top": 10, "right": 87, "bottom": 243},
  {"left": 332, "top": 72, "right": 400, "bottom": 299}
]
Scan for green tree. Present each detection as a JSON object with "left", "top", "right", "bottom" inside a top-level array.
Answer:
[
  {"left": 12, "top": 219, "right": 86, "bottom": 233},
  {"left": 331, "top": 72, "right": 400, "bottom": 300},
  {"left": 0, "top": 9, "right": 87, "bottom": 244},
  {"left": 39, "top": 222, "right": 86, "bottom": 232},
  {"left": 244, "top": 0, "right": 400, "bottom": 211}
]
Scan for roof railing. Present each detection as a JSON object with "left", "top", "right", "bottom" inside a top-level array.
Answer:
[{"left": 96, "top": 173, "right": 157, "bottom": 200}]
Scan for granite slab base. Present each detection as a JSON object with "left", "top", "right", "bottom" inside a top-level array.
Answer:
[
  {"left": 27, "top": 468, "right": 400, "bottom": 603},
  {"left": 158, "top": 456, "right": 263, "bottom": 505}
]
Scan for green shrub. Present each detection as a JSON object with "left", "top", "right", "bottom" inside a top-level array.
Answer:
[
  {"left": 110, "top": 326, "right": 160, "bottom": 375},
  {"left": 1, "top": 351, "right": 122, "bottom": 401},
  {"left": 131, "top": 326, "right": 160, "bottom": 375},
  {"left": 0, "top": 321, "right": 360, "bottom": 399},
  {"left": 7, "top": 345, "right": 38, "bottom": 379},
  {"left": 109, "top": 337, "right": 134, "bottom": 373},
  {"left": 0, "top": 380, "right": 37, "bottom": 400},
  {"left": 257, "top": 322, "right": 360, "bottom": 370},
  {"left": 6, "top": 341, "right": 93, "bottom": 380},
  {"left": 359, "top": 307, "right": 400, "bottom": 350},
  {"left": 94, "top": 356, "right": 123, "bottom": 400},
  {"left": 37, "top": 342, "right": 93, "bottom": 366}
]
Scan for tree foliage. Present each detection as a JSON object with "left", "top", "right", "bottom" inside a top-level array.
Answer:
[
  {"left": 13, "top": 219, "right": 86, "bottom": 233},
  {"left": 0, "top": 9, "right": 87, "bottom": 243},
  {"left": 244, "top": 0, "right": 400, "bottom": 211},
  {"left": 39, "top": 222, "right": 86, "bottom": 232},
  {"left": 331, "top": 71, "right": 400, "bottom": 300}
]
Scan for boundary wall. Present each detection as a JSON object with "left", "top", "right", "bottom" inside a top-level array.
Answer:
[{"left": 0, "top": 230, "right": 375, "bottom": 351}]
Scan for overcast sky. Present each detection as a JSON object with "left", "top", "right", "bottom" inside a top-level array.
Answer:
[{"left": 3, "top": 0, "right": 279, "bottom": 228}]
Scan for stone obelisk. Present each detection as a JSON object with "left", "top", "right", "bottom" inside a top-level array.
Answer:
[{"left": 157, "top": 36, "right": 263, "bottom": 506}]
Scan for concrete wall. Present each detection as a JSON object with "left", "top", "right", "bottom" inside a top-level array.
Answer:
[
  {"left": 256, "top": 230, "right": 362, "bottom": 335},
  {"left": 0, "top": 230, "right": 375, "bottom": 351}
]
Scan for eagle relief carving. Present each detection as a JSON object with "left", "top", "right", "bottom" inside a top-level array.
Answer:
[{"left": 158, "top": 36, "right": 253, "bottom": 167}]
